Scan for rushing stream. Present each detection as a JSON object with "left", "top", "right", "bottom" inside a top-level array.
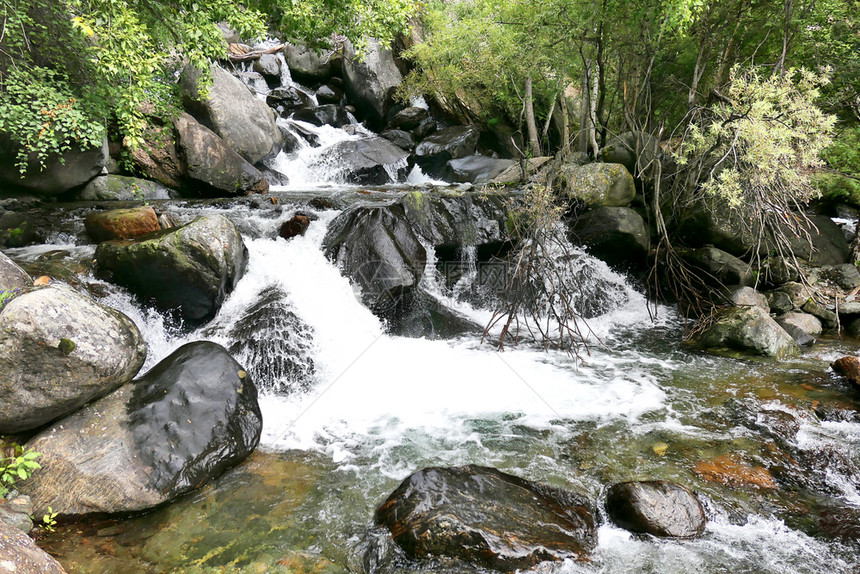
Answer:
[{"left": 7, "top": 120, "right": 860, "bottom": 573}]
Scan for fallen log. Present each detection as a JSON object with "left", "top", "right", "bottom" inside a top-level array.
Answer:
[{"left": 227, "top": 43, "right": 285, "bottom": 62}]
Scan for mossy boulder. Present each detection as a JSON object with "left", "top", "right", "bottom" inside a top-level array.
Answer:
[
  {"left": 556, "top": 162, "right": 635, "bottom": 208},
  {"left": 95, "top": 214, "right": 247, "bottom": 325},
  {"left": 79, "top": 175, "right": 174, "bottom": 201}
]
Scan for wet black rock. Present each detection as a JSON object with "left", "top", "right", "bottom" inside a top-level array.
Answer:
[
  {"left": 315, "top": 84, "right": 344, "bottom": 105},
  {"left": 266, "top": 86, "right": 312, "bottom": 115},
  {"left": 386, "top": 107, "right": 429, "bottom": 131},
  {"left": 605, "top": 481, "right": 707, "bottom": 538},
  {"left": 570, "top": 206, "right": 649, "bottom": 270},
  {"left": 21, "top": 341, "right": 262, "bottom": 516},
  {"left": 375, "top": 465, "right": 597, "bottom": 572},
  {"left": 324, "top": 202, "right": 426, "bottom": 321},
  {"left": 312, "top": 137, "right": 410, "bottom": 185},
  {"left": 414, "top": 126, "right": 480, "bottom": 178},
  {"left": 380, "top": 129, "right": 415, "bottom": 151},
  {"left": 291, "top": 105, "right": 351, "bottom": 128}
]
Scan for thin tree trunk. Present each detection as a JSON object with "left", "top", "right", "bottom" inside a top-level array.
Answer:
[
  {"left": 689, "top": 40, "right": 710, "bottom": 107},
  {"left": 774, "top": 0, "right": 794, "bottom": 75},
  {"left": 715, "top": 0, "right": 746, "bottom": 85},
  {"left": 525, "top": 77, "right": 541, "bottom": 156},
  {"left": 559, "top": 94, "right": 570, "bottom": 152},
  {"left": 579, "top": 57, "right": 591, "bottom": 153},
  {"left": 589, "top": 62, "right": 600, "bottom": 157}
]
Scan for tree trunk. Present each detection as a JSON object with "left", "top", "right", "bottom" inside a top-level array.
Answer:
[
  {"left": 774, "top": 0, "right": 794, "bottom": 75},
  {"left": 524, "top": 77, "right": 541, "bottom": 156},
  {"left": 589, "top": 64, "right": 600, "bottom": 157}
]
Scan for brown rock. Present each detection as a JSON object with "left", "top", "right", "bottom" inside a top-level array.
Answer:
[
  {"left": 130, "top": 124, "right": 185, "bottom": 189},
  {"left": 32, "top": 276, "right": 50, "bottom": 286},
  {"left": 831, "top": 356, "right": 860, "bottom": 388},
  {"left": 84, "top": 207, "right": 160, "bottom": 242},
  {"left": 278, "top": 215, "right": 310, "bottom": 240},
  {"left": 694, "top": 455, "right": 778, "bottom": 490}
]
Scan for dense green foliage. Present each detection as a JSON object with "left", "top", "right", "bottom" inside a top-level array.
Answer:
[
  {"left": 817, "top": 126, "right": 860, "bottom": 207},
  {"left": 0, "top": 0, "right": 416, "bottom": 175}
]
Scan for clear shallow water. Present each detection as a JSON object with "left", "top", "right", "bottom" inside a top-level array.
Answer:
[{"left": 15, "top": 195, "right": 858, "bottom": 574}]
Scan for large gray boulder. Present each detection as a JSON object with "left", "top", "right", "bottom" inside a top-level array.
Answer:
[
  {"left": 598, "top": 131, "right": 660, "bottom": 176},
  {"left": 0, "top": 137, "right": 107, "bottom": 197},
  {"left": 697, "top": 306, "right": 800, "bottom": 359},
  {"left": 21, "top": 341, "right": 262, "bottom": 517},
  {"left": 79, "top": 175, "right": 174, "bottom": 201},
  {"left": 605, "top": 481, "right": 706, "bottom": 538},
  {"left": 283, "top": 42, "right": 335, "bottom": 83},
  {"left": 556, "top": 162, "right": 635, "bottom": 208},
  {"left": 174, "top": 113, "right": 269, "bottom": 196},
  {"left": 312, "top": 137, "right": 409, "bottom": 185},
  {"left": 181, "top": 65, "right": 281, "bottom": 164},
  {"left": 570, "top": 206, "right": 649, "bottom": 269},
  {"left": 0, "top": 283, "right": 147, "bottom": 432},
  {"left": 414, "top": 126, "right": 480, "bottom": 178},
  {"left": 375, "top": 465, "right": 597, "bottom": 571},
  {"left": 342, "top": 38, "right": 403, "bottom": 129},
  {"left": 684, "top": 246, "right": 756, "bottom": 286},
  {"left": 0, "top": 521, "right": 67, "bottom": 573},
  {"left": 95, "top": 214, "right": 247, "bottom": 324},
  {"left": 443, "top": 155, "right": 516, "bottom": 184},
  {"left": 0, "top": 250, "right": 31, "bottom": 291}
]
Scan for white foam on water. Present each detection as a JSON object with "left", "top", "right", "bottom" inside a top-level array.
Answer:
[{"left": 549, "top": 516, "right": 854, "bottom": 574}]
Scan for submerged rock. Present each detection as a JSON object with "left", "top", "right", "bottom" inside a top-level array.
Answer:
[
  {"left": 694, "top": 455, "right": 778, "bottom": 490},
  {"left": 375, "top": 465, "right": 596, "bottom": 571},
  {"left": 22, "top": 341, "right": 262, "bottom": 516},
  {"left": 605, "top": 481, "right": 706, "bottom": 538},
  {"left": 831, "top": 356, "right": 860, "bottom": 388},
  {"left": 84, "top": 206, "right": 161, "bottom": 242},
  {"left": 697, "top": 306, "right": 800, "bottom": 359},
  {"left": 95, "top": 214, "right": 247, "bottom": 324},
  {"left": 0, "top": 283, "right": 146, "bottom": 433},
  {"left": 0, "top": 521, "right": 67, "bottom": 573}
]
